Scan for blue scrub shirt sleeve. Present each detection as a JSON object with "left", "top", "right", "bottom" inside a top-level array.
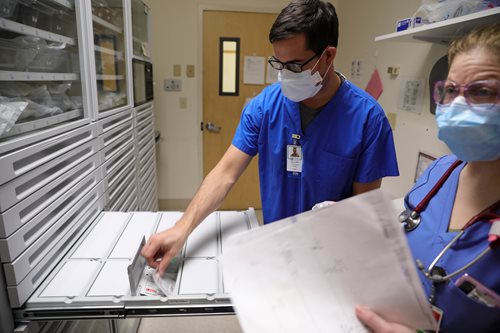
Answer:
[
  {"left": 355, "top": 111, "right": 399, "bottom": 182},
  {"left": 232, "top": 97, "right": 262, "bottom": 157}
]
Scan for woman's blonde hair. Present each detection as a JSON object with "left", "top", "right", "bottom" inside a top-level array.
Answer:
[{"left": 448, "top": 23, "right": 500, "bottom": 66}]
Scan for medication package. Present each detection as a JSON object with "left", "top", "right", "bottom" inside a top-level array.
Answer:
[{"left": 138, "top": 265, "right": 176, "bottom": 297}]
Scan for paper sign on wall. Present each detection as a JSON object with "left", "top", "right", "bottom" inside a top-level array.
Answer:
[
  {"left": 398, "top": 77, "right": 425, "bottom": 114},
  {"left": 243, "top": 56, "right": 265, "bottom": 85}
]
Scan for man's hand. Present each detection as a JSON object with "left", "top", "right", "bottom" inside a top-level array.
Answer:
[
  {"left": 355, "top": 305, "right": 415, "bottom": 333},
  {"left": 141, "top": 223, "right": 190, "bottom": 276}
]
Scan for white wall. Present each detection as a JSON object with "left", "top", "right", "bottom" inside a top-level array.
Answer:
[
  {"left": 334, "top": 0, "right": 451, "bottom": 198},
  {"left": 147, "top": 0, "right": 291, "bottom": 202},
  {"left": 149, "top": 0, "right": 451, "bottom": 203}
]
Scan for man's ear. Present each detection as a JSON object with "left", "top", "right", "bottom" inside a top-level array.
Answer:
[{"left": 325, "top": 46, "right": 337, "bottom": 63}]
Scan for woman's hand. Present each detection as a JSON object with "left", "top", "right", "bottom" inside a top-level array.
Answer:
[{"left": 355, "top": 305, "right": 416, "bottom": 333}]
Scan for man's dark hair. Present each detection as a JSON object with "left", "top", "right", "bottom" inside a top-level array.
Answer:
[{"left": 269, "top": 0, "right": 339, "bottom": 54}]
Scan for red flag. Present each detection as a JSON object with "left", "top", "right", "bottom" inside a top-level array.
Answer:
[{"left": 365, "top": 69, "right": 384, "bottom": 100}]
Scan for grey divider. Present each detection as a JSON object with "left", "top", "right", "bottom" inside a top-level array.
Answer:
[{"left": 16, "top": 209, "right": 258, "bottom": 320}]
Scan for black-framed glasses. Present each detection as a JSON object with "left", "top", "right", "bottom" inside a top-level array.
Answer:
[
  {"left": 268, "top": 53, "right": 319, "bottom": 73},
  {"left": 433, "top": 80, "right": 500, "bottom": 109}
]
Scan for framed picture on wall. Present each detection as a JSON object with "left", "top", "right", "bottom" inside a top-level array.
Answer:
[{"left": 414, "top": 152, "right": 436, "bottom": 182}]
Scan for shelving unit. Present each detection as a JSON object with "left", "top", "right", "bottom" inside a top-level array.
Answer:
[
  {"left": 3, "top": 109, "right": 83, "bottom": 138},
  {"left": 375, "top": 7, "right": 500, "bottom": 44},
  {"left": 0, "top": 17, "right": 76, "bottom": 45},
  {"left": 92, "top": 15, "right": 124, "bottom": 34}
]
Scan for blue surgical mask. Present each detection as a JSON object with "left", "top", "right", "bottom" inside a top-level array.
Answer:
[{"left": 436, "top": 96, "right": 500, "bottom": 161}]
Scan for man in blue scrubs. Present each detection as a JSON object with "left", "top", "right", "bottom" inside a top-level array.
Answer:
[{"left": 143, "top": 0, "right": 399, "bottom": 275}]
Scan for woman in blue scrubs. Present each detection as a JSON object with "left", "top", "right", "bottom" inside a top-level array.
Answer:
[{"left": 356, "top": 24, "right": 500, "bottom": 333}]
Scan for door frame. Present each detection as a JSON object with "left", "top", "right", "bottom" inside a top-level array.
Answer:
[{"left": 196, "top": 4, "right": 284, "bottom": 183}]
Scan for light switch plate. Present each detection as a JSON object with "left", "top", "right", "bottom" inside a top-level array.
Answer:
[
  {"left": 173, "top": 64, "right": 181, "bottom": 77},
  {"left": 186, "top": 65, "right": 195, "bottom": 78}
]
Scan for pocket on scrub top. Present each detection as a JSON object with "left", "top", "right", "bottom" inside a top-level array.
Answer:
[
  {"left": 436, "top": 281, "right": 500, "bottom": 333},
  {"left": 313, "top": 150, "right": 355, "bottom": 197}
]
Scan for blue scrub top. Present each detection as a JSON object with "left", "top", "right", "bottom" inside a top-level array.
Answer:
[
  {"left": 405, "top": 155, "right": 500, "bottom": 333},
  {"left": 232, "top": 80, "right": 399, "bottom": 223}
]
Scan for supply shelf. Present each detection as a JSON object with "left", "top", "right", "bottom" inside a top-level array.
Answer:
[{"left": 375, "top": 7, "right": 500, "bottom": 44}]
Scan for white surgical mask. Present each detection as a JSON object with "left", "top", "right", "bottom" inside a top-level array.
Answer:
[{"left": 278, "top": 54, "right": 332, "bottom": 102}]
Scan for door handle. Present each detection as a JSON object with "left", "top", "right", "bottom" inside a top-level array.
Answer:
[{"left": 205, "top": 122, "right": 221, "bottom": 133}]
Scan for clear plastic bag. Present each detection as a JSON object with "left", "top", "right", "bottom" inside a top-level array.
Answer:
[
  {"left": 0, "top": 81, "right": 35, "bottom": 97},
  {"left": 412, "top": 0, "right": 486, "bottom": 24},
  {"left": 0, "top": 99, "right": 28, "bottom": 136}
]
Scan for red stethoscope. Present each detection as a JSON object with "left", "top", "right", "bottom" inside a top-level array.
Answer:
[{"left": 399, "top": 159, "right": 500, "bottom": 285}]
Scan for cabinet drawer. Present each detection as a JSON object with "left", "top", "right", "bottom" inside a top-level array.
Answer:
[
  {"left": 100, "top": 141, "right": 135, "bottom": 179},
  {"left": 0, "top": 124, "right": 97, "bottom": 186},
  {"left": 111, "top": 188, "right": 139, "bottom": 212},
  {"left": 136, "top": 120, "right": 153, "bottom": 143},
  {"left": 135, "top": 109, "right": 153, "bottom": 129},
  {"left": 106, "top": 165, "right": 136, "bottom": 208},
  {"left": 0, "top": 138, "right": 99, "bottom": 213},
  {"left": 137, "top": 132, "right": 154, "bottom": 160},
  {"left": 6, "top": 191, "right": 104, "bottom": 308},
  {"left": 134, "top": 103, "right": 153, "bottom": 115},
  {"left": 107, "top": 173, "right": 137, "bottom": 212},
  {"left": 0, "top": 152, "right": 100, "bottom": 238},
  {"left": 102, "top": 149, "right": 135, "bottom": 193},
  {"left": 4, "top": 182, "right": 105, "bottom": 286},
  {"left": 97, "top": 108, "right": 133, "bottom": 135},
  {"left": 140, "top": 163, "right": 156, "bottom": 195},
  {"left": 142, "top": 185, "right": 158, "bottom": 212},
  {"left": 98, "top": 126, "right": 135, "bottom": 163},
  {"left": 139, "top": 151, "right": 155, "bottom": 176},
  {"left": 0, "top": 169, "right": 102, "bottom": 262},
  {"left": 138, "top": 144, "right": 154, "bottom": 170}
]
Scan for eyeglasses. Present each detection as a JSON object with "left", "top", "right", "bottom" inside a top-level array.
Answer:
[
  {"left": 268, "top": 53, "right": 319, "bottom": 73},
  {"left": 433, "top": 80, "right": 500, "bottom": 108}
]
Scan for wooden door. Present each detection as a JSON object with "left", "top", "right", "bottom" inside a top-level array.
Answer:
[{"left": 202, "top": 11, "right": 277, "bottom": 209}]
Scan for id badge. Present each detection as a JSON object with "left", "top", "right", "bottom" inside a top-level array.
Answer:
[{"left": 286, "top": 145, "right": 302, "bottom": 173}]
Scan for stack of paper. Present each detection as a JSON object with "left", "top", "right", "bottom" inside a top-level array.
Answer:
[{"left": 222, "top": 190, "right": 436, "bottom": 333}]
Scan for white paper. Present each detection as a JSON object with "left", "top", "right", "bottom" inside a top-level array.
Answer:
[
  {"left": 243, "top": 56, "right": 265, "bottom": 85},
  {"left": 223, "top": 190, "right": 436, "bottom": 333}
]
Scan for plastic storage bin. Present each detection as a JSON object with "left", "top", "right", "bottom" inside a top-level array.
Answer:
[
  {"left": 21, "top": 4, "right": 56, "bottom": 30},
  {"left": 0, "top": 0, "right": 17, "bottom": 18},
  {"left": 50, "top": 12, "right": 77, "bottom": 38},
  {"left": 0, "top": 38, "right": 37, "bottom": 71},
  {"left": 28, "top": 48, "right": 70, "bottom": 72}
]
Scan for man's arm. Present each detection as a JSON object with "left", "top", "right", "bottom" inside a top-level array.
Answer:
[
  {"left": 142, "top": 144, "right": 253, "bottom": 274},
  {"left": 352, "top": 179, "right": 382, "bottom": 195}
]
